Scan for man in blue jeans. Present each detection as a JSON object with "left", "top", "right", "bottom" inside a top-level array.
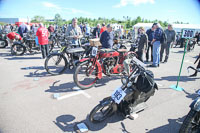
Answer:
[{"left": 150, "top": 23, "right": 163, "bottom": 67}]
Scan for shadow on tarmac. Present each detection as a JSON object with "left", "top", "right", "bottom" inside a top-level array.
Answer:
[
  {"left": 54, "top": 113, "right": 126, "bottom": 132},
  {"left": 146, "top": 117, "right": 185, "bottom": 133},
  {"left": 5, "top": 56, "right": 42, "bottom": 60},
  {"left": 45, "top": 75, "right": 121, "bottom": 93}
]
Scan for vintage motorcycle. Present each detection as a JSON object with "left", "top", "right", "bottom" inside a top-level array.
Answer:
[
  {"left": 45, "top": 39, "right": 89, "bottom": 75},
  {"left": 11, "top": 32, "right": 40, "bottom": 55},
  {"left": 179, "top": 89, "right": 200, "bottom": 133},
  {"left": 89, "top": 57, "right": 158, "bottom": 123},
  {"left": 73, "top": 44, "right": 136, "bottom": 89}
]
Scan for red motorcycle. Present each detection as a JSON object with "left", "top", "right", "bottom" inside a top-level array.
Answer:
[{"left": 73, "top": 47, "right": 136, "bottom": 89}]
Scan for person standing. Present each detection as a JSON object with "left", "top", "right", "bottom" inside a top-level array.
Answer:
[
  {"left": 26, "top": 23, "right": 31, "bottom": 31},
  {"left": 32, "top": 24, "right": 39, "bottom": 46},
  {"left": 36, "top": 23, "right": 49, "bottom": 59},
  {"left": 85, "top": 24, "right": 91, "bottom": 36},
  {"left": 160, "top": 24, "right": 176, "bottom": 63},
  {"left": 65, "top": 18, "right": 83, "bottom": 46},
  {"left": 146, "top": 26, "right": 155, "bottom": 62},
  {"left": 135, "top": 27, "right": 148, "bottom": 62},
  {"left": 100, "top": 24, "right": 114, "bottom": 49},
  {"left": 18, "top": 23, "right": 28, "bottom": 37},
  {"left": 92, "top": 24, "right": 101, "bottom": 38},
  {"left": 119, "top": 25, "right": 124, "bottom": 39},
  {"left": 150, "top": 23, "right": 163, "bottom": 67},
  {"left": 100, "top": 23, "right": 106, "bottom": 35}
]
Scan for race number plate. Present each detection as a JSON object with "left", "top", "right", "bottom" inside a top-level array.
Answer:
[
  {"left": 111, "top": 87, "right": 126, "bottom": 104},
  {"left": 182, "top": 29, "right": 195, "bottom": 39},
  {"left": 92, "top": 47, "right": 98, "bottom": 56}
]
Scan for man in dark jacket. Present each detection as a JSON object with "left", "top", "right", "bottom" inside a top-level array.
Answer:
[
  {"left": 150, "top": 23, "right": 163, "bottom": 67},
  {"left": 100, "top": 24, "right": 114, "bottom": 49},
  {"left": 160, "top": 24, "right": 176, "bottom": 63},
  {"left": 18, "top": 23, "right": 28, "bottom": 37}
]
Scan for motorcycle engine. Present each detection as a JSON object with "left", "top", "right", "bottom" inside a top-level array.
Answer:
[{"left": 103, "top": 57, "right": 117, "bottom": 75}]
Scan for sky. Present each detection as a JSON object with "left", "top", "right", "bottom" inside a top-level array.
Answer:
[{"left": 0, "top": 0, "right": 200, "bottom": 24}]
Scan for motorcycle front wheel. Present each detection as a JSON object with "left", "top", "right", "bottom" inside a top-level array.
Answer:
[
  {"left": 89, "top": 98, "right": 117, "bottom": 123},
  {"left": 179, "top": 109, "right": 200, "bottom": 133},
  {"left": 11, "top": 43, "right": 26, "bottom": 56},
  {"left": 45, "top": 53, "right": 68, "bottom": 75},
  {"left": 73, "top": 61, "right": 98, "bottom": 89}
]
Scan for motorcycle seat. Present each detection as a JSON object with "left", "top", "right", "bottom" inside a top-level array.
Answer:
[
  {"left": 117, "top": 49, "right": 127, "bottom": 53},
  {"left": 66, "top": 47, "right": 85, "bottom": 53},
  {"left": 100, "top": 48, "right": 115, "bottom": 53}
]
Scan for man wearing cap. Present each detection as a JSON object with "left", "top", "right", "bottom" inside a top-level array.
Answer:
[
  {"left": 100, "top": 24, "right": 114, "bottom": 49},
  {"left": 150, "top": 23, "right": 163, "bottom": 67},
  {"left": 160, "top": 24, "right": 176, "bottom": 63}
]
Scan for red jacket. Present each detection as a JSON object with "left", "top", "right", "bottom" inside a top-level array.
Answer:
[
  {"left": 36, "top": 27, "right": 48, "bottom": 45},
  {"left": 100, "top": 26, "right": 107, "bottom": 34},
  {"left": 7, "top": 32, "right": 22, "bottom": 40}
]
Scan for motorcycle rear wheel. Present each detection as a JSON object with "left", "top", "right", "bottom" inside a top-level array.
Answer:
[
  {"left": 179, "top": 109, "right": 200, "bottom": 133},
  {"left": 45, "top": 53, "right": 68, "bottom": 75},
  {"left": 0, "top": 40, "right": 8, "bottom": 48}
]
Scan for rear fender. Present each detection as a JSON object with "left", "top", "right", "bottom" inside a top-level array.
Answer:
[{"left": 190, "top": 97, "right": 200, "bottom": 112}]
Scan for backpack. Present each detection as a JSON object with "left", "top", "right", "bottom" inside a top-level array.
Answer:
[{"left": 160, "top": 30, "right": 167, "bottom": 44}]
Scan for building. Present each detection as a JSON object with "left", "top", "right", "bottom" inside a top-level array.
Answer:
[{"left": 0, "top": 18, "right": 29, "bottom": 24}]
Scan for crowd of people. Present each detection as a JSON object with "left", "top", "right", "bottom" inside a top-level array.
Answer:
[{"left": 1, "top": 18, "right": 199, "bottom": 70}]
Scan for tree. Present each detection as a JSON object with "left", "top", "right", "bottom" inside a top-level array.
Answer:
[
  {"left": 54, "top": 13, "right": 63, "bottom": 26},
  {"left": 31, "top": 16, "right": 45, "bottom": 23}
]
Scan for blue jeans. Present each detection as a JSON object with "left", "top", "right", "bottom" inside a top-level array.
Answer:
[{"left": 153, "top": 41, "right": 161, "bottom": 66}]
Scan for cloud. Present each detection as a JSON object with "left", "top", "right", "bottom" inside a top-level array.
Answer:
[
  {"left": 113, "top": 0, "right": 155, "bottom": 8},
  {"left": 42, "top": 1, "right": 61, "bottom": 9}
]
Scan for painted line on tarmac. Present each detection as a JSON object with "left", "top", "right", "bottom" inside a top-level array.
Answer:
[{"left": 56, "top": 87, "right": 91, "bottom": 100}]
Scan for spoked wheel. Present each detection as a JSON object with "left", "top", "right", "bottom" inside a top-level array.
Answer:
[
  {"left": 45, "top": 53, "right": 68, "bottom": 75},
  {"left": 0, "top": 40, "right": 8, "bottom": 48},
  {"left": 179, "top": 110, "right": 200, "bottom": 133},
  {"left": 73, "top": 61, "right": 98, "bottom": 89},
  {"left": 11, "top": 43, "right": 26, "bottom": 55},
  {"left": 89, "top": 98, "right": 116, "bottom": 123}
]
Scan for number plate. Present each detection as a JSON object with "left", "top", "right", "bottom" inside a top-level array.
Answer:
[
  {"left": 182, "top": 29, "right": 195, "bottom": 39},
  {"left": 111, "top": 87, "right": 126, "bottom": 104},
  {"left": 91, "top": 47, "right": 98, "bottom": 56}
]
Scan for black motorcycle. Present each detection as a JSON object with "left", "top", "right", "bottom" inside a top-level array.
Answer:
[
  {"left": 0, "top": 31, "right": 9, "bottom": 48},
  {"left": 89, "top": 57, "right": 158, "bottom": 123},
  {"left": 45, "top": 40, "right": 89, "bottom": 75},
  {"left": 179, "top": 89, "right": 200, "bottom": 133}
]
